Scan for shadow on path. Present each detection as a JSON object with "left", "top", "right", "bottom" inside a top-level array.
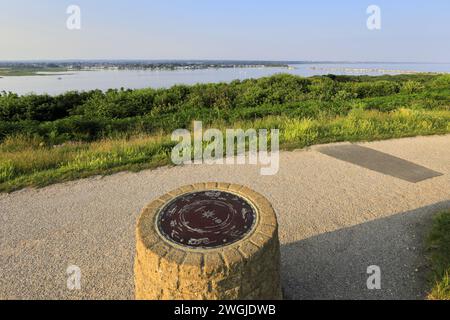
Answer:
[
  {"left": 318, "top": 144, "right": 443, "bottom": 183},
  {"left": 281, "top": 200, "right": 450, "bottom": 300}
]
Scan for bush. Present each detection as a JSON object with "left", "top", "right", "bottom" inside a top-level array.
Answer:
[
  {"left": 344, "top": 81, "right": 400, "bottom": 98},
  {"left": 0, "top": 91, "right": 93, "bottom": 122},
  {"left": 0, "top": 74, "right": 448, "bottom": 145},
  {"left": 401, "top": 81, "right": 425, "bottom": 94}
]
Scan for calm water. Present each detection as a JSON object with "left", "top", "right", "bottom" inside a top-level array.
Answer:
[{"left": 1, "top": 63, "right": 449, "bottom": 96}]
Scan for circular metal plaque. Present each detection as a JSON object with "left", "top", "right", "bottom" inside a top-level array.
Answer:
[{"left": 157, "top": 190, "right": 257, "bottom": 249}]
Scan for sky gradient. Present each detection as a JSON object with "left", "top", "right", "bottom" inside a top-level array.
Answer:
[{"left": 1, "top": 0, "right": 449, "bottom": 62}]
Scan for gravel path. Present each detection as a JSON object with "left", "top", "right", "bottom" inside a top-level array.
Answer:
[{"left": 1, "top": 135, "right": 449, "bottom": 300}]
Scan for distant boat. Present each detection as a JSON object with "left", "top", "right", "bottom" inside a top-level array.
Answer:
[{"left": 57, "top": 77, "right": 62, "bottom": 80}]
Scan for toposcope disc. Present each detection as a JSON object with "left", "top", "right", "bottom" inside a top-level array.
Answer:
[{"left": 157, "top": 190, "right": 257, "bottom": 249}]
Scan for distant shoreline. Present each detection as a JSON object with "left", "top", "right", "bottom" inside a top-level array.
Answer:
[
  {"left": 1, "top": 62, "right": 449, "bottom": 95},
  {"left": 2, "top": 61, "right": 450, "bottom": 78},
  {"left": 0, "top": 61, "right": 292, "bottom": 77},
  {"left": 308, "top": 66, "right": 448, "bottom": 75}
]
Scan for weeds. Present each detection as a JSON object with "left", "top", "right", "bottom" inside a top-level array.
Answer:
[
  {"left": 427, "top": 211, "right": 450, "bottom": 300},
  {"left": 0, "top": 108, "right": 448, "bottom": 192}
]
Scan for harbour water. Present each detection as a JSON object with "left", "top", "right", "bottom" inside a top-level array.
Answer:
[{"left": 1, "top": 62, "right": 449, "bottom": 96}]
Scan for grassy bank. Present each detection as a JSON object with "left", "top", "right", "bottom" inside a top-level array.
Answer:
[
  {"left": 1, "top": 108, "right": 449, "bottom": 192},
  {"left": 0, "top": 73, "right": 449, "bottom": 192},
  {"left": 427, "top": 211, "right": 450, "bottom": 300}
]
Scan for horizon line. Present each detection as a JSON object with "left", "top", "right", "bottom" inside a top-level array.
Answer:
[{"left": 0, "top": 59, "right": 449, "bottom": 65}]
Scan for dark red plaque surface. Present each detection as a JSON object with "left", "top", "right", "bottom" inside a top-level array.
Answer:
[{"left": 157, "top": 191, "right": 257, "bottom": 249}]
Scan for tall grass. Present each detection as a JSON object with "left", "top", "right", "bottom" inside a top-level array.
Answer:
[
  {"left": 1, "top": 108, "right": 449, "bottom": 192},
  {"left": 427, "top": 211, "right": 450, "bottom": 300}
]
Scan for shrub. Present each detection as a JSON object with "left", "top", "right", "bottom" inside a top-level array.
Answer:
[
  {"left": 401, "top": 81, "right": 425, "bottom": 94},
  {"left": 345, "top": 81, "right": 400, "bottom": 98},
  {"left": 0, "top": 74, "right": 448, "bottom": 145}
]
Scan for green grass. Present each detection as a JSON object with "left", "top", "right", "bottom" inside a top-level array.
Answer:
[
  {"left": 0, "top": 73, "right": 449, "bottom": 192},
  {"left": 1, "top": 108, "right": 449, "bottom": 192},
  {"left": 426, "top": 211, "right": 450, "bottom": 300},
  {"left": 0, "top": 67, "right": 69, "bottom": 77}
]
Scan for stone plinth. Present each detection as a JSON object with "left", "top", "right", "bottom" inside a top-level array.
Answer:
[{"left": 134, "top": 183, "right": 282, "bottom": 300}]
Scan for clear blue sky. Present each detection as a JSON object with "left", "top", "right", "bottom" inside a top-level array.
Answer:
[{"left": 0, "top": 0, "right": 449, "bottom": 62}]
